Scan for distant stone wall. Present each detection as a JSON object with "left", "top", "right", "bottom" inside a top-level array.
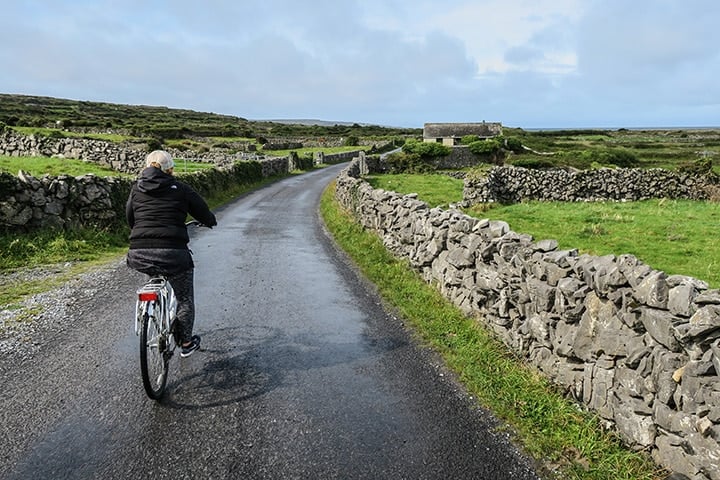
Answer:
[
  {"left": 336, "top": 156, "right": 720, "bottom": 480},
  {"left": 314, "top": 150, "right": 365, "bottom": 165},
  {"left": 0, "top": 131, "right": 360, "bottom": 231},
  {"left": 0, "top": 129, "right": 362, "bottom": 174},
  {"left": 0, "top": 130, "right": 147, "bottom": 174},
  {"left": 263, "top": 141, "right": 303, "bottom": 151},
  {"left": 0, "top": 157, "right": 292, "bottom": 231},
  {"left": 438, "top": 145, "right": 495, "bottom": 169},
  {"left": 0, "top": 130, "right": 268, "bottom": 174},
  {"left": 464, "top": 166, "right": 716, "bottom": 205}
]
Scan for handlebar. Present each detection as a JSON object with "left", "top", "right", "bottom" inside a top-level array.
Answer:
[{"left": 186, "top": 220, "right": 211, "bottom": 228}]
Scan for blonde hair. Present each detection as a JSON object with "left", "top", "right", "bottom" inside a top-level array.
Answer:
[{"left": 145, "top": 150, "right": 175, "bottom": 172}]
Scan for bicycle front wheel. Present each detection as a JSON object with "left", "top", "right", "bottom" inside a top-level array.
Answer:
[{"left": 140, "top": 310, "right": 169, "bottom": 399}]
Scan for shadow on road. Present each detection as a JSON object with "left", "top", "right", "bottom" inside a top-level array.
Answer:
[{"left": 159, "top": 324, "right": 407, "bottom": 410}]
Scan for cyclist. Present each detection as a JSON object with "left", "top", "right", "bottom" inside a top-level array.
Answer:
[{"left": 126, "top": 150, "right": 217, "bottom": 357}]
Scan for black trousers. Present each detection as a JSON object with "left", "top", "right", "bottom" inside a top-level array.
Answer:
[
  {"left": 166, "top": 268, "right": 195, "bottom": 343},
  {"left": 127, "top": 248, "right": 196, "bottom": 343}
]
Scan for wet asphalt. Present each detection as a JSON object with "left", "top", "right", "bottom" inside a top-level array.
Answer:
[{"left": 0, "top": 164, "right": 540, "bottom": 479}]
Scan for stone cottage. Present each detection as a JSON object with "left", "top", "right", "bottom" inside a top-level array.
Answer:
[{"left": 423, "top": 122, "right": 503, "bottom": 146}]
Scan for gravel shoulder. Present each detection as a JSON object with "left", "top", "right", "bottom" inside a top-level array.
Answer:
[{"left": 0, "top": 256, "right": 133, "bottom": 366}]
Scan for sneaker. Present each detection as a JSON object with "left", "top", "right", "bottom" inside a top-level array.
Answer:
[{"left": 180, "top": 335, "right": 201, "bottom": 358}]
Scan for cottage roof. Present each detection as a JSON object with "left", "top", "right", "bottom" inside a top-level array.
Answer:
[{"left": 423, "top": 122, "right": 502, "bottom": 139}]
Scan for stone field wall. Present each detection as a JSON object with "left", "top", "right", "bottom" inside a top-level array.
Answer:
[
  {"left": 0, "top": 131, "right": 358, "bottom": 231},
  {"left": 463, "top": 166, "right": 717, "bottom": 205},
  {"left": 336, "top": 154, "right": 720, "bottom": 479},
  {"left": 0, "top": 129, "right": 147, "bottom": 174}
]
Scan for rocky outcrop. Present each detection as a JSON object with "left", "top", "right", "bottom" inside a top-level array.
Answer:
[{"left": 336, "top": 156, "right": 720, "bottom": 480}]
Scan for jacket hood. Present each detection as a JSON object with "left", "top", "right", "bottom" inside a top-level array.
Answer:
[{"left": 136, "top": 166, "right": 176, "bottom": 194}]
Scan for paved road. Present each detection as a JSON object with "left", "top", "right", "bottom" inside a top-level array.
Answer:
[{"left": 0, "top": 164, "right": 539, "bottom": 479}]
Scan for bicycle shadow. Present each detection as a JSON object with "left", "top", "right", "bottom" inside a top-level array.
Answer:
[{"left": 158, "top": 323, "right": 406, "bottom": 410}]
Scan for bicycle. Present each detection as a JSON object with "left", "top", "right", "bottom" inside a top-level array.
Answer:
[
  {"left": 134, "top": 220, "right": 204, "bottom": 399},
  {"left": 135, "top": 273, "right": 179, "bottom": 399}
]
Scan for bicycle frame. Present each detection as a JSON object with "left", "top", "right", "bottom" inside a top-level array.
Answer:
[{"left": 135, "top": 277, "right": 177, "bottom": 335}]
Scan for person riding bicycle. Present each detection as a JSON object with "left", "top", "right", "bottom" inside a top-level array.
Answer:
[{"left": 126, "top": 150, "right": 217, "bottom": 357}]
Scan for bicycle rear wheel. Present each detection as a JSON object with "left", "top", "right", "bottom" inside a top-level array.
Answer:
[{"left": 140, "top": 309, "right": 169, "bottom": 399}]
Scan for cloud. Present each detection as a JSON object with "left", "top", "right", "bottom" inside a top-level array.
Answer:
[
  {"left": 404, "top": 0, "right": 584, "bottom": 75},
  {"left": 566, "top": 0, "right": 720, "bottom": 123},
  {"left": 577, "top": 1, "right": 720, "bottom": 80},
  {"left": 0, "top": 0, "right": 717, "bottom": 127}
]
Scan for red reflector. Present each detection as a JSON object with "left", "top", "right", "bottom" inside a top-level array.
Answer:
[{"left": 138, "top": 292, "right": 158, "bottom": 302}]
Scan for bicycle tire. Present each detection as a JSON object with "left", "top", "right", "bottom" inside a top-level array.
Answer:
[{"left": 140, "top": 308, "right": 169, "bottom": 399}]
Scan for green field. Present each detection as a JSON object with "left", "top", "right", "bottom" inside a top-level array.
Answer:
[
  {"left": 502, "top": 127, "right": 720, "bottom": 173},
  {"left": 367, "top": 173, "right": 720, "bottom": 288},
  {"left": 0, "top": 155, "right": 125, "bottom": 177},
  {"left": 0, "top": 155, "right": 215, "bottom": 177}
]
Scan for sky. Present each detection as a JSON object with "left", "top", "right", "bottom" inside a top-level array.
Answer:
[{"left": 1, "top": 0, "right": 718, "bottom": 129}]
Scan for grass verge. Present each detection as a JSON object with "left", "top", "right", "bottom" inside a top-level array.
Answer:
[
  {"left": 0, "top": 228, "right": 129, "bottom": 307},
  {"left": 319, "top": 180, "right": 665, "bottom": 480}
]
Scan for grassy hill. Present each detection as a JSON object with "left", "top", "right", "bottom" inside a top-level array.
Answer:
[{"left": 0, "top": 93, "right": 420, "bottom": 140}]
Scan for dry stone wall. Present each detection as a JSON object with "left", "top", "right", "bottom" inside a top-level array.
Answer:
[
  {"left": 464, "top": 166, "right": 716, "bottom": 205},
  {"left": 0, "top": 170, "right": 131, "bottom": 230},
  {"left": 337, "top": 155, "right": 720, "bottom": 480},
  {"left": 0, "top": 129, "right": 361, "bottom": 174},
  {"left": 439, "top": 145, "right": 497, "bottom": 169},
  {"left": 0, "top": 129, "right": 272, "bottom": 174},
  {"left": 0, "top": 131, "right": 362, "bottom": 231},
  {"left": 314, "top": 150, "right": 364, "bottom": 166},
  {"left": 0, "top": 130, "right": 147, "bottom": 174},
  {"left": 0, "top": 157, "right": 293, "bottom": 231}
]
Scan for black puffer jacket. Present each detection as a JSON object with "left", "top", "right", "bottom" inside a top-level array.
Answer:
[{"left": 126, "top": 166, "right": 217, "bottom": 250}]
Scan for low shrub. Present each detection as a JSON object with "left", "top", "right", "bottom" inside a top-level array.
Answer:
[
  {"left": 402, "top": 139, "right": 452, "bottom": 158},
  {"left": 46, "top": 129, "right": 65, "bottom": 139},
  {"left": 461, "top": 134, "right": 481, "bottom": 145},
  {"left": 343, "top": 135, "right": 359, "bottom": 147},
  {"left": 467, "top": 139, "right": 501, "bottom": 156},
  {"left": 146, "top": 138, "right": 163, "bottom": 151},
  {"left": 678, "top": 158, "right": 714, "bottom": 175},
  {"left": 384, "top": 152, "right": 436, "bottom": 174},
  {"left": 556, "top": 148, "right": 640, "bottom": 169},
  {"left": 503, "top": 136, "right": 524, "bottom": 153},
  {"left": 599, "top": 148, "right": 639, "bottom": 168},
  {"left": 467, "top": 139, "right": 505, "bottom": 165}
]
